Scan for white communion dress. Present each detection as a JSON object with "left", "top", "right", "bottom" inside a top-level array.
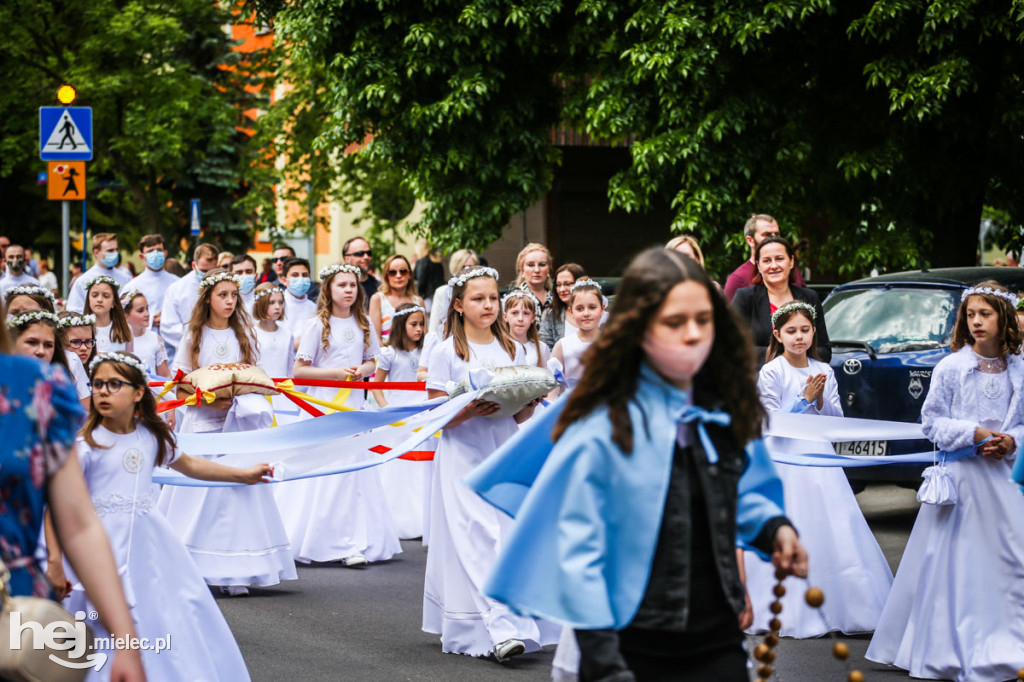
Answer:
[
  {"left": 273, "top": 314, "right": 401, "bottom": 563},
  {"left": 423, "top": 336, "right": 559, "bottom": 656},
  {"left": 867, "top": 348, "right": 1024, "bottom": 681},
  {"left": 744, "top": 356, "right": 893, "bottom": 638},
  {"left": 68, "top": 425, "right": 250, "bottom": 681},
  {"left": 254, "top": 323, "right": 299, "bottom": 426},
  {"left": 158, "top": 328, "right": 297, "bottom": 588}
]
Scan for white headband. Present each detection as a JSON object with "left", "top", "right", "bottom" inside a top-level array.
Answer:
[
  {"left": 392, "top": 305, "right": 426, "bottom": 319},
  {"left": 89, "top": 352, "right": 148, "bottom": 378},
  {"left": 961, "top": 286, "right": 1017, "bottom": 306}
]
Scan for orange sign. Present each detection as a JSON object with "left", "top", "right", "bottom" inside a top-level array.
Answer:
[{"left": 47, "top": 161, "right": 85, "bottom": 200}]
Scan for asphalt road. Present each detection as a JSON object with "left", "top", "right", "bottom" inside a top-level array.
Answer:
[{"left": 217, "top": 485, "right": 924, "bottom": 682}]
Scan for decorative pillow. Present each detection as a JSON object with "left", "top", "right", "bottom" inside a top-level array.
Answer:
[
  {"left": 180, "top": 363, "right": 277, "bottom": 400},
  {"left": 448, "top": 365, "right": 557, "bottom": 418}
]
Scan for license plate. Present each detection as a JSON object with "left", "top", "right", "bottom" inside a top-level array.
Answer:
[{"left": 832, "top": 440, "right": 888, "bottom": 456}]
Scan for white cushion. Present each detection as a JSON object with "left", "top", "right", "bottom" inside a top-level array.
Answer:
[{"left": 448, "top": 365, "right": 557, "bottom": 418}]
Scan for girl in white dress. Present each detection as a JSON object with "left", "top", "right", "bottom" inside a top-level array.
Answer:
[
  {"left": 251, "top": 284, "right": 297, "bottom": 424},
  {"left": 372, "top": 303, "right": 430, "bottom": 540},
  {"left": 502, "top": 289, "right": 549, "bottom": 368},
  {"left": 551, "top": 279, "right": 605, "bottom": 388},
  {"left": 157, "top": 269, "right": 297, "bottom": 595},
  {"left": 746, "top": 301, "right": 892, "bottom": 638},
  {"left": 119, "top": 289, "right": 170, "bottom": 378},
  {"left": 370, "top": 254, "right": 424, "bottom": 345},
  {"left": 72, "top": 352, "right": 271, "bottom": 681},
  {"left": 276, "top": 263, "right": 401, "bottom": 567},
  {"left": 423, "top": 266, "right": 556, "bottom": 661},
  {"left": 867, "top": 282, "right": 1024, "bottom": 681},
  {"left": 83, "top": 276, "right": 131, "bottom": 354}
]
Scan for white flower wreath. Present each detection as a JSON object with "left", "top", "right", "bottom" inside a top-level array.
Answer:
[
  {"left": 254, "top": 286, "right": 285, "bottom": 302},
  {"left": 771, "top": 301, "right": 817, "bottom": 329},
  {"left": 961, "top": 285, "right": 1018, "bottom": 307},
  {"left": 4, "top": 285, "right": 56, "bottom": 303},
  {"left": 59, "top": 313, "right": 97, "bottom": 328},
  {"left": 119, "top": 288, "right": 144, "bottom": 308},
  {"left": 569, "top": 278, "right": 602, "bottom": 295},
  {"left": 318, "top": 263, "right": 362, "bottom": 280},
  {"left": 392, "top": 304, "right": 426, "bottom": 319},
  {"left": 501, "top": 289, "right": 541, "bottom": 311},
  {"left": 448, "top": 267, "right": 500, "bottom": 289},
  {"left": 82, "top": 275, "right": 121, "bottom": 292},
  {"left": 89, "top": 352, "right": 149, "bottom": 378},
  {"left": 198, "top": 272, "right": 241, "bottom": 291},
  {"left": 6, "top": 310, "right": 61, "bottom": 328}
]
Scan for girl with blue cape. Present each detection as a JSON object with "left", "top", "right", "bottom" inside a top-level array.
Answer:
[{"left": 467, "top": 247, "right": 809, "bottom": 681}]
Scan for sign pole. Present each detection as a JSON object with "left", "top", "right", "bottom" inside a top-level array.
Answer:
[{"left": 61, "top": 200, "right": 70, "bottom": 299}]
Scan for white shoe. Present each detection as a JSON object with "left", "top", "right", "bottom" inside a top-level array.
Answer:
[
  {"left": 219, "top": 585, "right": 249, "bottom": 596},
  {"left": 493, "top": 639, "right": 525, "bottom": 663},
  {"left": 341, "top": 553, "right": 368, "bottom": 568}
]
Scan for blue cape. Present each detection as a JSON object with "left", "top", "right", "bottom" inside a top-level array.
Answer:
[{"left": 466, "top": 363, "right": 786, "bottom": 630}]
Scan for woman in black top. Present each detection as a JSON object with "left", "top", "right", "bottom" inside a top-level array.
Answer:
[{"left": 731, "top": 236, "right": 830, "bottom": 364}]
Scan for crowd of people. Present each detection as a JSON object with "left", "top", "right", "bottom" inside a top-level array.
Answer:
[{"left": 0, "top": 215, "right": 1020, "bottom": 682}]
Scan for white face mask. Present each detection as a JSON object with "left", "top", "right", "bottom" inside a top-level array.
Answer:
[{"left": 642, "top": 333, "right": 713, "bottom": 386}]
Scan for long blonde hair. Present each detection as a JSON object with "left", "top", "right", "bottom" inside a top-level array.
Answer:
[
  {"left": 316, "top": 269, "right": 372, "bottom": 351},
  {"left": 186, "top": 268, "right": 257, "bottom": 370},
  {"left": 444, "top": 272, "right": 517, "bottom": 362}
]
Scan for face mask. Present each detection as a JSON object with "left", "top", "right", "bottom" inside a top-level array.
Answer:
[
  {"left": 642, "top": 333, "right": 713, "bottom": 386},
  {"left": 145, "top": 250, "right": 166, "bottom": 270},
  {"left": 195, "top": 268, "right": 208, "bottom": 281},
  {"left": 102, "top": 251, "right": 120, "bottom": 268},
  {"left": 6, "top": 259, "right": 24, "bottom": 274},
  {"left": 238, "top": 274, "right": 256, "bottom": 295},
  {"left": 288, "top": 277, "right": 311, "bottom": 297}
]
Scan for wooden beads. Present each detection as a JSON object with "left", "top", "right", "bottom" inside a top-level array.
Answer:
[
  {"left": 770, "top": 600, "right": 784, "bottom": 614},
  {"left": 805, "top": 587, "right": 825, "bottom": 608},
  {"left": 832, "top": 642, "right": 849, "bottom": 660},
  {"left": 773, "top": 583, "right": 786, "bottom": 598},
  {"left": 847, "top": 672, "right": 864, "bottom": 682}
]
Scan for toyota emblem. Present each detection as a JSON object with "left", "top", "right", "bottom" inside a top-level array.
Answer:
[{"left": 843, "top": 359, "right": 862, "bottom": 375}]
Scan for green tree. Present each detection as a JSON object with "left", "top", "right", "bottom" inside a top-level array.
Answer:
[
  {"left": 0, "top": 0, "right": 270, "bottom": 257},
  {"left": 249, "top": 0, "right": 1024, "bottom": 275}
]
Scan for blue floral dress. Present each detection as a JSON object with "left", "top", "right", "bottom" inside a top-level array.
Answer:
[{"left": 0, "top": 355, "right": 84, "bottom": 597}]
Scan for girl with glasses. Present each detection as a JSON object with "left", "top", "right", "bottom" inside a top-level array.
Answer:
[
  {"left": 370, "top": 254, "right": 423, "bottom": 345},
  {"left": 58, "top": 311, "right": 97, "bottom": 408}
]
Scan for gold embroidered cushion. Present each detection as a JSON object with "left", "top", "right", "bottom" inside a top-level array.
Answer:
[{"left": 180, "top": 363, "right": 277, "bottom": 400}]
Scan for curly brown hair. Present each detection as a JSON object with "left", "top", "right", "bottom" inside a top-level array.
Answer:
[
  {"left": 553, "top": 248, "right": 764, "bottom": 452},
  {"left": 951, "top": 280, "right": 1022, "bottom": 356},
  {"left": 186, "top": 268, "right": 257, "bottom": 370}
]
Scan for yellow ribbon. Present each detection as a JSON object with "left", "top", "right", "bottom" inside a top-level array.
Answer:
[
  {"left": 277, "top": 387, "right": 356, "bottom": 413},
  {"left": 157, "top": 378, "right": 179, "bottom": 399},
  {"left": 183, "top": 390, "right": 217, "bottom": 407}
]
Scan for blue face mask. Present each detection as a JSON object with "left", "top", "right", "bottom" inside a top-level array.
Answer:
[
  {"left": 144, "top": 250, "right": 166, "bottom": 270},
  {"left": 101, "top": 251, "right": 120, "bottom": 268},
  {"left": 287, "top": 277, "right": 311, "bottom": 297},
  {"left": 238, "top": 274, "right": 256, "bottom": 295}
]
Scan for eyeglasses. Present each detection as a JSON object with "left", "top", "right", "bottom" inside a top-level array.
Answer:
[
  {"left": 92, "top": 378, "right": 135, "bottom": 394},
  {"left": 346, "top": 250, "right": 372, "bottom": 258},
  {"left": 271, "top": 257, "right": 288, "bottom": 263},
  {"left": 387, "top": 268, "right": 409, "bottom": 277},
  {"left": 67, "top": 338, "right": 96, "bottom": 349}
]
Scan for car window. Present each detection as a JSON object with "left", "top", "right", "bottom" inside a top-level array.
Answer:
[{"left": 824, "top": 287, "right": 958, "bottom": 354}]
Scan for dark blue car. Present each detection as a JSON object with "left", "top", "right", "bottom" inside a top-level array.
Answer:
[{"left": 823, "top": 267, "right": 1024, "bottom": 488}]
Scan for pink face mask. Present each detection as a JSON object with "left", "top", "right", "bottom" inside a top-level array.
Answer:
[{"left": 642, "top": 334, "right": 714, "bottom": 385}]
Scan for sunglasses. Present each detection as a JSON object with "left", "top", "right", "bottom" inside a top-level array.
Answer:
[
  {"left": 346, "top": 250, "right": 372, "bottom": 258},
  {"left": 92, "top": 378, "right": 135, "bottom": 394},
  {"left": 271, "top": 257, "right": 288, "bottom": 263},
  {"left": 67, "top": 338, "right": 97, "bottom": 349},
  {"left": 387, "top": 268, "right": 409, "bottom": 277}
]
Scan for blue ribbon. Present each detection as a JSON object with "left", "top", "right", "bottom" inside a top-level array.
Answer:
[
  {"left": 677, "top": 405, "right": 731, "bottom": 464},
  {"left": 769, "top": 444, "right": 978, "bottom": 468}
]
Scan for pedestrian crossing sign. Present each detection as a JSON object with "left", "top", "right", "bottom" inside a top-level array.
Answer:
[{"left": 39, "top": 107, "right": 93, "bottom": 161}]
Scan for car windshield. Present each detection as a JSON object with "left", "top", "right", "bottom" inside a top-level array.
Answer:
[{"left": 824, "top": 287, "right": 958, "bottom": 354}]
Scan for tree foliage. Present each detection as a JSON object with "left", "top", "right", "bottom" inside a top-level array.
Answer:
[
  {"left": 249, "top": 0, "right": 1024, "bottom": 274},
  {"left": 0, "top": 0, "right": 270, "bottom": 257}
]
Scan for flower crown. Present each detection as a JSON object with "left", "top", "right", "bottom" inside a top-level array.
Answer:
[
  {"left": 318, "top": 263, "right": 362, "bottom": 280},
  {"left": 4, "top": 285, "right": 56, "bottom": 303},
  {"left": 6, "top": 310, "right": 61, "bottom": 329},
  {"left": 961, "top": 285, "right": 1018, "bottom": 307},
  {"left": 569, "top": 278, "right": 602, "bottom": 295},
  {"left": 771, "top": 301, "right": 817, "bottom": 329},
  {"left": 119, "top": 288, "right": 144, "bottom": 308},
  {"left": 59, "top": 313, "right": 97, "bottom": 328},
  {"left": 392, "top": 305, "right": 426, "bottom": 319},
  {"left": 89, "top": 352, "right": 148, "bottom": 378},
  {"left": 501, "top": 289, "right": 540, "bottom": 311},
  {"left": 448, "top": 267, "right": 500, "bottom": 289},
  {"left": 254, "top": 286, "right": 284, "bottom": 302},
  {"left": 198, "top": 272, "right": 241, "bottom": 291},
  {"left": 82, "top": 275, "right": 120, "bottom": 292}
]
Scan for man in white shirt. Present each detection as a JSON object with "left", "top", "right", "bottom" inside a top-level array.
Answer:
[
  {"left": 66, "top": 232, "right": 133, "bottom": 311},
  {"left": 0, "top": 244, "right": 41, "bottom": 297},
  {"left": 160, "top": 242, "right": 219, "bottom": 355},
  {"left": 280, "top": 257, "right": 317, "bottom": 340},
  {"left": 229, "top": 254, "right": 258, "bottom": 313},
  {"left": 129, "top": 234, "right": 179, "bottom": 330}
]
